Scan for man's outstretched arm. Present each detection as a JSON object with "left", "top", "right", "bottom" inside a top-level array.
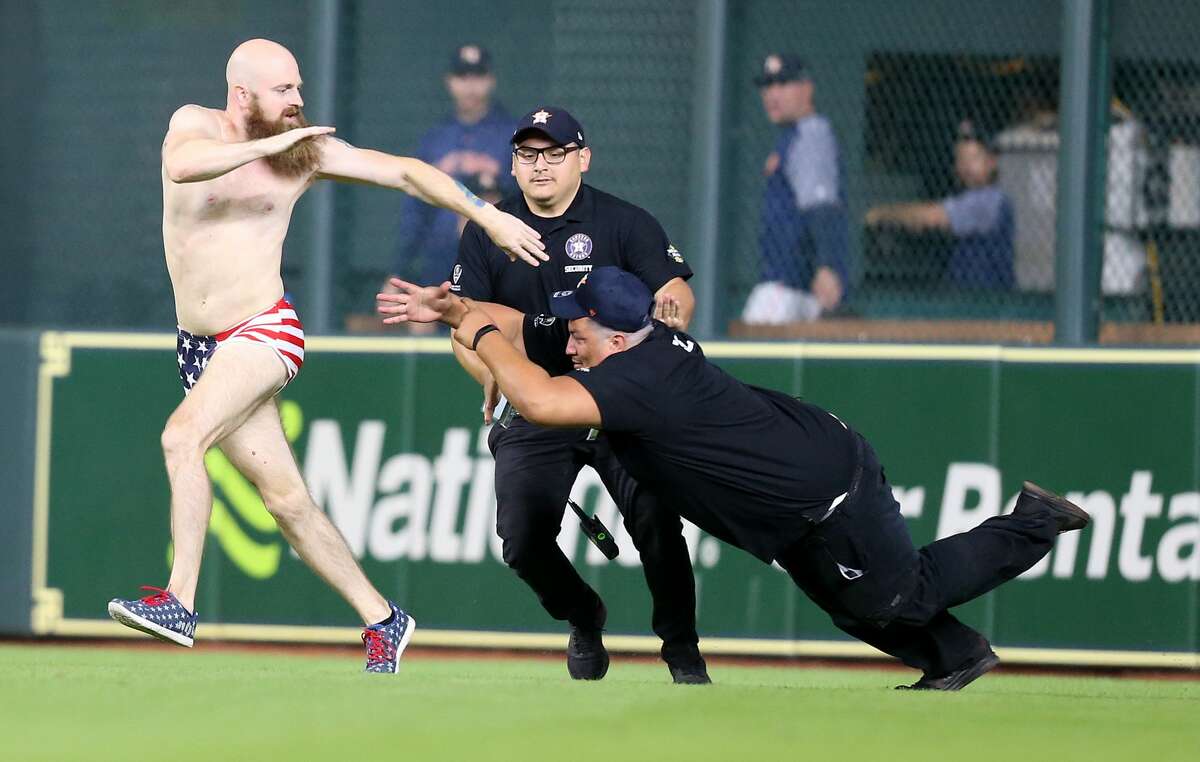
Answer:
[
  {"left": 162, "top": 105, "right": 334, "bottom": 183},
  {"left": 319, "top": 139, "right": 547, "bottom": 266},
  {"left": 864, "top": 201, "right": 950, "bottom": 231}
]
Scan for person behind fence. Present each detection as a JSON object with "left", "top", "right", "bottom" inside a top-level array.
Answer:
[
  {"left": 865, "top": 119, "right": 1015, "bottom": 289},
  {"left": 379, "top": 266, "right": 1093, "bottom": 691},
  {"left": 742, "top": 53, "right": 850, "bottom": 325},
  {"left": 386, "top": 44, "right": 516, "bottom": 295},
  {"left": 105, "top": 38, "right": 545, "bottom": 674}
]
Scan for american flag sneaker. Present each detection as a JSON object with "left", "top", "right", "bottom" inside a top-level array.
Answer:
[
  {"left": 107, "top": 586, "right": 198, "bottom": 648},
  {"left": 361, "top": 602, "right": 415, "bottom": 674}
]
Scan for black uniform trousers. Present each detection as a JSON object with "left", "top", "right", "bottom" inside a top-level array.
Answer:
[
  {"left": 775, "top": 434, "right": 1060, "bottom": 678},
  {"left": 488, "top": 416, "right": 699, "bottom": 649}
]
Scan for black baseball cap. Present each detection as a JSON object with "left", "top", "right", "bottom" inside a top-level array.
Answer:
[
  {"left": 448, "top": 44, "right": 491, "bottom": 76},
  {"left": 550, "top": 267, "right": 652, "bottom": 332},
  {"left": 511, "top": 106, "right": 587, "bottom": 147},
  {"left": 754, "top": 53, "right": 810, "bottom": 86}
]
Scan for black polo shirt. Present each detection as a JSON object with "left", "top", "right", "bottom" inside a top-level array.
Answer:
[
  {"left": 567, "top": 322, "right": 857, "bottom": 562},
  {"left": 452, "top": 183, "right": 692, "bottom": 374}
]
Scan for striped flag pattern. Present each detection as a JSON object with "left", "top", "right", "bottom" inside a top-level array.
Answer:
[{"left": 177, "top": 298, "right": 305, "bottom": 394}]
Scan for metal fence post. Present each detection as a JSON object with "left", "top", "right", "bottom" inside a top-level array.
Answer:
[
  {"left": 307, "top": 0, "right": 341, "bottom": 334},
  {"left": 1055, "top": 0, "right": 1111, "bottom": 344},
  {"left": 687, "top": 0, "right": 727, "bottom": 338}
]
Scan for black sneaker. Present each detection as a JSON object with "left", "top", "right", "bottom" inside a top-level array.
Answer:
[
  {"left": 1015, "top": 481, "right": 1091, "bottom": 533},
  {"left": 567, "top": 603, "right": 609, "bottom": 681},
  {"left": 896, "top": 649, "right": 1000, "bottom": 691},
  {"left": 664, "top": 643, "right": 711, "bottom": 685}
]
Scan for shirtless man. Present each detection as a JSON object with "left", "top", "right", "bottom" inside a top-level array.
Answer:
[{"left": 106, "top": 38, "right": 545, "bottom": 674}]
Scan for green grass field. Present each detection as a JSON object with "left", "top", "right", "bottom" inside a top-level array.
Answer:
[{"left": 2, "top": 644, "right": 1197, "bottom": 762}]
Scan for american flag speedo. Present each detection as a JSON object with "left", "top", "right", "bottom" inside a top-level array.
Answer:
[{"left": 177, "top": 298, "right": 305, "bottom": 394}]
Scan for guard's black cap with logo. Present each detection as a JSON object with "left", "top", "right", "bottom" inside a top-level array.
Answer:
[
  {"left": 754, "top": 53, "right": 810, "bottom": 86},
  {"left": 550, "top": 266, "right": 652, "bottom": 332},
  {"left": 511, "top": 106, "right": 587, "bottom": 147}
]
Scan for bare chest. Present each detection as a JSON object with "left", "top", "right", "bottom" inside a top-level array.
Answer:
[{"left": 170, "top": 162, "right": 309, "bottom": 222}]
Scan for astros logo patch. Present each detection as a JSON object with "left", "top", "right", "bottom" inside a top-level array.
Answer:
[{"left": 565, "top": 233, "right": 593, "bottom": 261}]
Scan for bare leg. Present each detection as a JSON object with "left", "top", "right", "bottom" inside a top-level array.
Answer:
[
  {"left": 219, "top": 397, "right": 390, "bottom": 624},
  {"left": 161, "top": 343, "right": 289, "bottom": 611}
]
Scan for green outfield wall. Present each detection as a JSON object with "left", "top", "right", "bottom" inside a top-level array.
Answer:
[{"left": 12, "top": 332, "right": 1200, "bottom": 667}]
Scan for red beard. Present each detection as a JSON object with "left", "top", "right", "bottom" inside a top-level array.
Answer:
[{"left": 245, "top": 100, "right": 322, "bottom": 177}]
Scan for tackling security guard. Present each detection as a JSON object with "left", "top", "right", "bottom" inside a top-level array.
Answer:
[
  {"left": 444, "top": 107, "right": 707, "bottom": 683},
  {"left": 379, "top": 267, "right": 1092, "bottom": 691}
]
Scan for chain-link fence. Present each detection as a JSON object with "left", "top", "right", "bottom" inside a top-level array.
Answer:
[
  {"left": 722, "top": 0, "right": 1063, "bottom": 341},
  {"left": 1108, "top": 0, "right": 1200, "bottom": 328},
  {"left": 3, "top": 0, "right": 1200, "bottom": 343}
]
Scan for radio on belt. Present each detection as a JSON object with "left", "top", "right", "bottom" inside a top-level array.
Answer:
[{"left": 567, "top": 499, "right": 619, "bottom": 560}]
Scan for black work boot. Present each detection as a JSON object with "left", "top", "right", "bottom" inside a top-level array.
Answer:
[
  {"left": 1014, "top": 481, "right": 1091, "bottom": 533},
  {"left": 567, "top": 601, "right": 609, "bottom": 680},
  {"left": 896, "top": 648, "right": 1000, "bottom": 691},
  {"left": 662, "top": 642, "right": 711, "bottom": 685}
]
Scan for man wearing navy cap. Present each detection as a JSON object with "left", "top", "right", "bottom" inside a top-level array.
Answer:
[
  {"left": 386, "top": 45, "right": 516, "bottom": 309},
  {"left": 743, "top": 53, "right": 850, "bottom": 325},
  {"left": 435, "top": 106, "right": 707, "bottom": 683},
  {"left": 379, "top": 267, "right": 1093, "bottom": 692}
]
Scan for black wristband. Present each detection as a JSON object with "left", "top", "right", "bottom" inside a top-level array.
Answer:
[{"left": 471, "top": 324, "right": 500, "bottom": 351}]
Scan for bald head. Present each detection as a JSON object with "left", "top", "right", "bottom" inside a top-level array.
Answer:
[
  {"left": 225, "top": 38, "right": 306, "bottom": 135},
  {"left": 226, "top": 38, "right": 301, "bottom": 92}
]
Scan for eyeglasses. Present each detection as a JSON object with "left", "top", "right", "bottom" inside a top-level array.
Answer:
[{"left": 513, "top": 145, "right": 581, "bottom": 165}]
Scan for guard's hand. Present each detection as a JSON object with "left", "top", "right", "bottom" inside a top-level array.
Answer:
[
  {"left": 377, "top": 278, "right": 453, "bottom": 325},
  {"left": 483, "top": 210, "right": 547, "bottom": 266},
  {"left": 452, "top": 308, "right": 497, "bottom": 350},
  {"left": 262, "top": 125, "right": 335, "bottom": 155},
  {"left": 482, "top": 375, "right": 501, "bottom": 425},
  {"left": 654, "top": 293, "right": 685, "bottom": 329}
]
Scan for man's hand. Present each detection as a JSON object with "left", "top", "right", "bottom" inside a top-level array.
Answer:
[
  {"left": 263, "top": 125, "right": 335, "bottom": 155},
  {"left": 654, "top": 293, "right": 685, "bottom": 329},
  {"left": 810, "top": 267, "right": 843, "bottom": 312},
  {"left": 480, "top": 209, "right": 547, "bottom": 267},
  {"left": 377, "top": 278, "right": 463, "bottom": 326}
]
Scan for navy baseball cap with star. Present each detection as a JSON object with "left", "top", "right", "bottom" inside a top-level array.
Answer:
[
  {"left": 511, "top": 106, "right": 587, "bottom": 147},
  {"left": 550, "top": 266, "right": 653, "bottom": 332},
  {"left": 448, "top": 44, "right": 491, "bottom": 76},
  {"left": 754, "top": 53, "right": 810, "bottom": 86}
]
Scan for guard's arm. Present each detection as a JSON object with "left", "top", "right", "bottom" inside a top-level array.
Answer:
[
  {"left": 452, "top": 309, "right": 602, "bottom": 429},
  {"left": 162, "top": 105, "right": 334, "bottom": 183},
  {"left": 447, "top": 303, "right": 524, "bottom": 426},
  {"left": 446, "top": 298, "right": 526, "bottom": 384},
  {"left": 318, "top": 139, "right": 546, "bottom": 266},
  {"left": 451, "top": 338, "right": 492, "bottom": 387}
]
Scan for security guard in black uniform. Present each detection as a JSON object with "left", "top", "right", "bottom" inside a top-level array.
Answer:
[
  {"left": 448, "top": 107, "right": 707, "bottom": 683},
  {"left": 379, "top": 266, "right": 1093, "bottom": 691}
]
